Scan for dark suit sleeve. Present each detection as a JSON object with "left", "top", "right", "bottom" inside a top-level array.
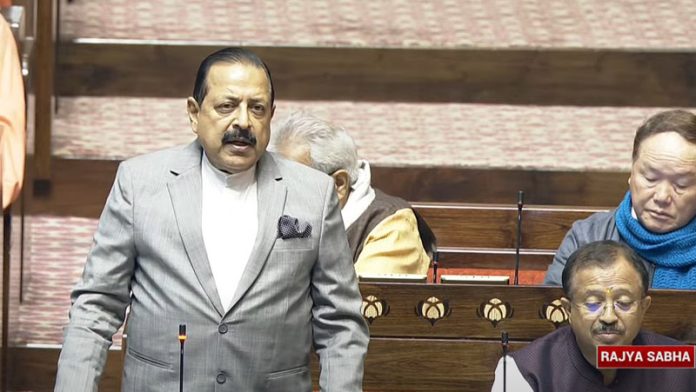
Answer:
[
  {"left": 543, "top": 223, "right": 581, "bottom": 286},
  {"left": 311, "top": 179, "right": 370, "bottom": 391},
  {"left": 55, "top": 163, "right": 136, "bottom": 391},
  {"left": 543, "top": 211, "right": 618, "bottom": 286}
]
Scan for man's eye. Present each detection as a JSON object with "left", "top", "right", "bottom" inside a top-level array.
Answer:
[
  {"left": 219, "top": 103, "right": 235, "bottom": 111},
  {"left": 616, "top": 301, "right": 634, "bottom": 312},
  {"left": 585, "top": 302, "right": 603, "bottom": 312},
  {"left": 252, "top": 104, "right": 265, "bottom": 114}
]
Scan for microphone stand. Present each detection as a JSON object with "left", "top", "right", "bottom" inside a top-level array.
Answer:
[
  {"left": 514, "top": 191, "right": 524, "bottom": 285},
  {"left": 432, "top": 250, "right": 439, "bottom": 283},
  {"left": 179, "top": 324, "right": 187, "bottom": 392},
  {"left": 502, "top": 332, "right": 509, "bottom": 392}
]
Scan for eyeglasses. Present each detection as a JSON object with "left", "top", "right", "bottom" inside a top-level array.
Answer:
[{"left": 572, "top": 298, "right": 643, "bottom": 316}]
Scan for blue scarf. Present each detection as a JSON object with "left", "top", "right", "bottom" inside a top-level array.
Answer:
[{"left": 614, "top": 191, "right": 696, "bottom": 289}]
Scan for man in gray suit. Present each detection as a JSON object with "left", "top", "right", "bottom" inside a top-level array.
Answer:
[{"left": 55, "top": 47, "right": 369, "bottom": 391}]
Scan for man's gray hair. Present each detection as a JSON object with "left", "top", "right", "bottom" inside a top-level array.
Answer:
[{"left": 273, "top": 111, "right": 360, "bottom": 185}]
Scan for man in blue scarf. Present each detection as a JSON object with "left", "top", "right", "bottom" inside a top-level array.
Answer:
[{"left": 544, "top": 110, "right": 696, "bottom": 289}]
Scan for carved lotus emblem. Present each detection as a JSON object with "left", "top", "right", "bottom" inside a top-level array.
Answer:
[
  {"left": 361, "top": 295, "right": 389, "bottom": 324},
  {"left": 416, "top": 296, "right": 451, "bottom": 326},
  {"left": 477, "top": 298, "right": 513, "bottom": 327},
  {"left": 540, "top": 299, "right": 569, "bottom": 328}
]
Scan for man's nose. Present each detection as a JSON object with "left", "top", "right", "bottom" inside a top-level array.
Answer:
[
  {"left": 598, "top": 303, "right": 618, "bottom": 324},
  {"left": 233, "top": 106, "right": 250, "bottom": 130},
  {"left": 653, "top": 182, "right": 673, "bottom": 206}
]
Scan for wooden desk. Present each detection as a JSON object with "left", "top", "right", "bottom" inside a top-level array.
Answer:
[
  {"left": 9, "top": 283, "right": 696, "bottom": 391},
  {"left": 341, "top": 283, "right": 696, "bottom": 391}
]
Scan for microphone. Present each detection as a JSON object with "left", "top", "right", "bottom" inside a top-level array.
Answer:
[
  {"left": 502, "top": 332, "right": 509, "bottom": 392},
  {"left": 178, "top": 324, "right": 187, "bottom": 392},
  {"left": 514, "top": 191, "right": 524, "bottom": 285},
  {"left": 432, "top": 250, "right": 439, "bottom": 284}
]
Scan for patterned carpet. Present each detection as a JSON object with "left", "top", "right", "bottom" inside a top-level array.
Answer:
[
  {"left": 59, "top": 0, "right": 696, "bottom": 49},
  {"left": 51, "top": 97, "right": 684, "bottom": 171},
  {"left": 9, "top": 215, "right": 124, "bottom": 347}
]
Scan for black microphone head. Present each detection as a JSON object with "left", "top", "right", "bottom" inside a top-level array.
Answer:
[
  {"left": 517, "top": 190, "right": 524, "bottom": 207},
  {"left": 179, "top": 324, "right": 186, "bottom": 336}
]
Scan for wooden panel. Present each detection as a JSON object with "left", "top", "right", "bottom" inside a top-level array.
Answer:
[
  {"left": 436, "top": 268, "right": 547, "bottom": 286},
  {"left": 56, "top": 42, "right": 696, "bottom": 107},
  {"left": 25, "top": 156, "right": 118, "bottom": 218},
  {"left": 436, "top": 248, "right": 553, "bottom": 270},
  {"left": 372, "top": 166, "right": 629, "bottom": 206},
  {"left": 24, "top": 157, "right": 624, "bottom": 219},
  {"left": 435, "top": 249, "right": 553, "bottom": 285},
  {"left": 8, "top": 285, "right": 696, "bottom": 391},
  {"left": 8, "top": 341, "right": 515, "bottom": 392},
  {"left": 361, "top": 338, "right": 512, "bottom": 391},
  {"left": 358, "top": 284, "right": 696, "bottom": 343},
  {"left": 33, "top": 0, "right": 56, "bottom": 189},
  {"left": 8, "top": 346, "right": 122, "bottom": 391},
  {"left": 362, "top": 284, "right": 562, "bottom": 340},
  {"left": 414, "top": 203, "right": 607, "bottom": 250}
]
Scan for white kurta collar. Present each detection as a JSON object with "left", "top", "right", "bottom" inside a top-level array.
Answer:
[{"left": 341, "top": 159, "right": 376, "bottom": 229}]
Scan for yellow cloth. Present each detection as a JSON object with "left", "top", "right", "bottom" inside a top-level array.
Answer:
[
  {"left": 0, "top": 16, "right": 25, "bottom": 209},
  {"left": 354, "top": 208, "right": 430, "bottom": 275}
]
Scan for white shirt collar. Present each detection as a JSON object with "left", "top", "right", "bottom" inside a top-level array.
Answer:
[{"left": 201, "top": 152, "right": 256, "bottom": 191}]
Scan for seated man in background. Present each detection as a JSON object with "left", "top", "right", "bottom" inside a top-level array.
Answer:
[
  {"left": 545, "top": 109, "right": 696, "bottom": 289},
  {"left": 493, "top": 240, "right": 696, "bottom": 391},
  {"left": 272, "top": 111, "right": 436, "bottom": 276}
]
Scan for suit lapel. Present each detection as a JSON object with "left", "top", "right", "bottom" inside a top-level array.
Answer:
[
  {"left": 168, "top": 141, "right": 225, "bottom": 317},
  {"left": 226, "top": 153, "right": 287, "bottom": 314}
]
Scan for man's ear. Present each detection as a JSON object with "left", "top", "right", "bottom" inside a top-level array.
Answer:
[
  {"left": 187, "top": 97, "right": 200, "bottom": 134},
  {"left": 641, "top": 295, "right": 652, "bottom": 313},
  {"left": 331, "top": 169, "right": 351, "bottom": 208}
]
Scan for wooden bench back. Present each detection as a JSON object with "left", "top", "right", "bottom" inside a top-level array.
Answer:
[
  {"left": 414, "top": 203, "right": 609, "bottom": 250},
  {"left": 410, "top": 203, "right": 611, "bottom": 283}
]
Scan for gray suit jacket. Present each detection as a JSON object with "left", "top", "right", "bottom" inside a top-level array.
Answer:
[{"left": 55, "top": 141, "right": 369, "bottom": 391}]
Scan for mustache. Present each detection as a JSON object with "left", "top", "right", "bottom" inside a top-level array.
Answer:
[
  {"left": 221, "top": 129, "right": 257, "bottom": 146},
  {"left": 593, "top": 325, "right": 623, "bottom": 335}
]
